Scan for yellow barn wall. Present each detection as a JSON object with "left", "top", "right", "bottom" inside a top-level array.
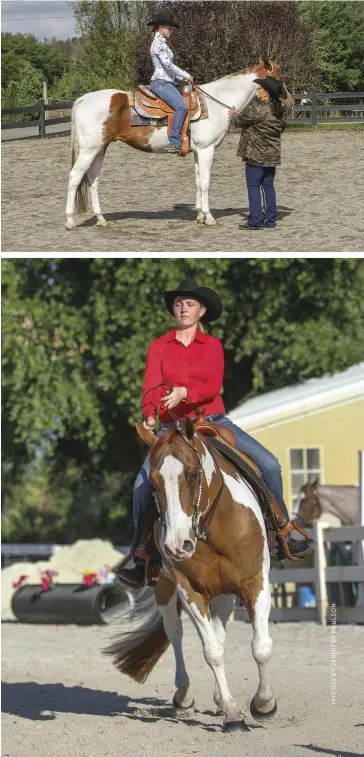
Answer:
[{"left": 236, "top": 398, "right": 364, "bottom": 514}]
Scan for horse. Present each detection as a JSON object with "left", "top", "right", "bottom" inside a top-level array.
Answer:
[
  {"left": 294, "top": 479, "right": 359, "bottom": 528},
  {"left": 65, "top": 57, "right": 286, "bottom": 230},
  {"left": 105, "top": 417, "right": 277, "bottom": 733}
]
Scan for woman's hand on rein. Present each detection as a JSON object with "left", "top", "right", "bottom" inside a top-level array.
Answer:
[
  {"left": 142, "top": 417, "right": 156, "bottom": 433},
  {"left": 162, "top": 386, "right": 187, "bottom": 410}
]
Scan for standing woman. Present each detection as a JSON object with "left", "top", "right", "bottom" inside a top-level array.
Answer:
[
  {"left": 118, "top": 278, "right": 314, "bottom": 587},
  {"left": 230, "top": 76, "right": 293, "bottom": 230},
  {"left": 148, "top": 12, "right": 193, "bottom": 154}
]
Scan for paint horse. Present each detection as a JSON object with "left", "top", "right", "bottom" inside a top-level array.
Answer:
[
  {"left": 65, "top": 57, "right": 286, "bottom": 230},
  {"left": 106, "top": 417, "right": 277, "bottom": 733}
]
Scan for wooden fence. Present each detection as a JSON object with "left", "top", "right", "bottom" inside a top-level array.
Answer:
[
  {"left": 234, "top": 523, "right": 364, "bottom": 624},
  {"left": 1, "top": 99, "right": 73, "bottom": 138},
  {"left": 290, "top": 87, "right": 364, "bottom": 126},
  {"left": 1, "top": 88, "right": 364, "bottom": 139}
]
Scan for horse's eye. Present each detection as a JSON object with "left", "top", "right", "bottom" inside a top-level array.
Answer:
[{"left": 189, "top": 470, "right": 199, "bottom": 482}]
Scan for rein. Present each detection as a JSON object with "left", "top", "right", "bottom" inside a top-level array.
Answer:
[{"left": 194, "top": 84, "right": 233, "bottom": 112}]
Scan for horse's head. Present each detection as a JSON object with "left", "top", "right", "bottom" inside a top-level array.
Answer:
[
  {"left": 141, "top": 417, "right": 212, "bottom": 561},
  {"left": 294, "top": 478, "right": 321, "bottom": 526},
  {"left": 255, "top": 56, "right": 283, "bottom": 81}
]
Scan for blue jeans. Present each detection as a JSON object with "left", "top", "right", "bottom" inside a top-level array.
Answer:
[
  {"left": 150, "top": 80, "right": 187, "bottom": 149},
  {"left": 245, "top": 163, "right": 277, "bottom": 228},
  {"left": 132, "top": 416, "right": 288, "bottom": 547}
]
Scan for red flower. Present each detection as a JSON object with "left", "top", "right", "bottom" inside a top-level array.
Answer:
[
  {"left": 12, "top": 574, "right": 29, "bottom": 590},
  {"left": 40, "top": 568, "right": 58, "bottom": 592},
  {"left": 82, "top": 572, "right": 97, "bottom": 587}
]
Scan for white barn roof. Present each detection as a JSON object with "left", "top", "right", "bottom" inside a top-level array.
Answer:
[{"left": 228, "top": 362, "right": 364, "bottom": 432}]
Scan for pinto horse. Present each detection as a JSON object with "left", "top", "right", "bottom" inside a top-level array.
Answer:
[
  {"left": 65, "top": 57, "right": 286, "bottom": 230},
  {"left": 106, "top": 417, "right": 276, "bottom": 733}
]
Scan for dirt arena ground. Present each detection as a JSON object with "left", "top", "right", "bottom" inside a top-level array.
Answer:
[
  {"left": 2, "top": 131, "right": 363, "bottom": 253},
  {"left": 2, "top": 619, "right": 363, "bottom": 757}
]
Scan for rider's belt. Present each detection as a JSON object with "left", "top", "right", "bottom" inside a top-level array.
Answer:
[{"left": 161, "top": 413, "right": 225, "bottom": 427}]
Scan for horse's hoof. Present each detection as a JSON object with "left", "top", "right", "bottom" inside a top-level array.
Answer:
[
  {"left": 196, "top": 214, "right": 205, "bottom": 224},
  {"left": 65, "top": 220, "right": 77, "bottom": 230},
  {"left": 250, "top": 698, "right": 277, "bottom": 722},
  {"left": 204, "top": 217, "right": 217, "bottom": 226},
  {"left": 172, "top": 693, "right": 195, "bottom": 711},
  {"left": 96, "top": 219, "right": 109, "bottom": 228},
  {"left": 223, "top": 720, "right": 250, "bottom": 733}
]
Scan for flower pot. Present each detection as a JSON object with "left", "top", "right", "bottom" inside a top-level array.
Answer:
[{"left": 11, "top": 582, "right": 135, "bottom": 625}]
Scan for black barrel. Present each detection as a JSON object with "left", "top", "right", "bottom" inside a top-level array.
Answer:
[{"left": 11, "top": 582, "right": 135, "bottom": 625}]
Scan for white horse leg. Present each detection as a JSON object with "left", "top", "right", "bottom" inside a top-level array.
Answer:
[
  {"left": 248, "top": 564, "right": 277, "bottom": 722},
  {"left": 177, "top": 584, "right": 247, "bottom": 731},
  {"left": 65, "top": 147, "right": 100, "bottom": 230},
  {"left": 194, "top": 152, "right": 204, "bottom": 224},
  {"left": 87, "top": 149, "right": 108, "bottom": 227},
  {"left": 210, "top": 595, "right": 235, "bottom": 713},
  {"left": 156, "top": 580, "right": 194, "bottom": 711},
  {"left": 196, "top": 145, "right": 216, "bottom": 226}
]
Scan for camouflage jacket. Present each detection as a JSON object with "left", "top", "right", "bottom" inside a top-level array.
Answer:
[{"left": 232, "top": 98, "right": 291, "bottom": 166}]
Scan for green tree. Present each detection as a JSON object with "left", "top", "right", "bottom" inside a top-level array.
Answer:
[
  {"left": 2, "top": 258, "right": 364, "bottom": 543},
  {"left": 299, "top": 1, "right": 364, "bottom": 90}
]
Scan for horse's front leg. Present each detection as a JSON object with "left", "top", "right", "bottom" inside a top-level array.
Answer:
[
  {"left": 193, "top": 152, "right": 204, "bottom": 224},
  {"left": 175, "top": 574, "right": 248, "bottom": 732},
  {"left": 243, "top": 557, "right": 277, "bottom": 722},
  {"left": 196, "top": 145, "right": 216, "bottom": 226},
  {"left": 155, "top": 574, "right": 194, "bottom": 712},
  {"left": 210, "top": 595, "right": 235, "bottom": 714}
]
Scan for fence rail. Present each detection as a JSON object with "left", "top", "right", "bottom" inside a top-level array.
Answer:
[
  {"left": 2, "top": 89, "right": 364, "bottom": 139},
  {"left": 235, "top": 523, "right": 364, "bottom": 624}
]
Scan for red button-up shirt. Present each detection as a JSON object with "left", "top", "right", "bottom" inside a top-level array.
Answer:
[{"left": 142, "top": 328, "right": 225, "bottom": 423}]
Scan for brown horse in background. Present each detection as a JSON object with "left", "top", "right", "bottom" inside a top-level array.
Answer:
[
  {"left": 294, "top": 479, "right": 359, "bottom": 528},
  {"left": 106, "top": 417, "right": 277, "bottom": 733}
]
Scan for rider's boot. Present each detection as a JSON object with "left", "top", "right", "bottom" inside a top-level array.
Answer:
[
  {"left": 116, "top": 518, "right": 148, "bottom": 587},
  {"left": 270, "top": 500, "right": 314, "bottom": 561}
]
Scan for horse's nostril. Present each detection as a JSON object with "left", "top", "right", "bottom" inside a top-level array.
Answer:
[{"left": 183, "top": 540, "right": 194, "bottom": 553}]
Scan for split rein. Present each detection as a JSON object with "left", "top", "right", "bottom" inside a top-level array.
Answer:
[{"left": 142, "top": 382, "right": 225, "bottom": 542}]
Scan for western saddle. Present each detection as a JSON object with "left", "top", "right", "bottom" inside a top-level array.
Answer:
[
  {"left": 117, "top": 410, "right": 312, "bottom": 588},
  {"left": 130, "top": 84, "right": 204, "bottom": 156}
]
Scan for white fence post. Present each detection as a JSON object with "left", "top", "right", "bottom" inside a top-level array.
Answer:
[
  {"left": 313, "top": 521, "right": 329, "bottom": 624},
  {"left": 356, "top": 450, "right": 364, "bottom": 608}
]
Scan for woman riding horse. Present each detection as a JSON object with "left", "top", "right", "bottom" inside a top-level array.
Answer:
[
  {"left": 119, "top": 278, "right": 314, "bottom": 586},
  {"left": 148, "top": 12, "right": 193, "bottom": 154}
]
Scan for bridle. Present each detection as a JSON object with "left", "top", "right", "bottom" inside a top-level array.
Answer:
[{"left": 151, "top": 426, "right": 225, "bottom": 543}]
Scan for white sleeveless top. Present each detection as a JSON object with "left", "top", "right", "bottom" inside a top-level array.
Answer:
[{"left": 150, "top": 32, "right": 190, "bottom": 84}]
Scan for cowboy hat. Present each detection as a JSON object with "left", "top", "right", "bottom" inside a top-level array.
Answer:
[
  {"left": 147, "top": 12, "right": 180, "bottom": 28},
  {"left": 163, "top": 278, "right": 223, "bottom": 324},
  {"left": 253, "top": 75, "right": 286, "bottom": 101}
]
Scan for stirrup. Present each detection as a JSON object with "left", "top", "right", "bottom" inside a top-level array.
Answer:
[{"left": 278, "top": 521, "right": 314, "bottom": 562}]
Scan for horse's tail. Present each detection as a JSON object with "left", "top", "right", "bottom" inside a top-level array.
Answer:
[
  {"left": 104, "top": 588, "right": 181, "bottom": 683},
  {"left": 71, "top": 97, "right": 90, "bottom": 214}
]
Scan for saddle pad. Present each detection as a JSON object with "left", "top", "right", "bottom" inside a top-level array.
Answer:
[
  {"left": 130, "top": 106, "right": 167, "bottom": 128},
  {"left": 211, "top": 436, "right": 274, "bottom": 514}
]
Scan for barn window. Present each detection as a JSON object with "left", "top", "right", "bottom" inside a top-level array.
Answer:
[{"left": 289, "top": 447, "right": 322, "bottom": 506}]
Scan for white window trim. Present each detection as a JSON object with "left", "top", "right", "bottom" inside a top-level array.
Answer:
[{"left": 287, "top": 445, "right": 325, "bottom": 508}]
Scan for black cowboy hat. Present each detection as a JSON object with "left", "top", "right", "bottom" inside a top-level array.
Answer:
[
  {"left": 164, "top": 278, "right": 223, "bottom": 324},
  {"left": 147, "top": 12, "right": 180, "bottom": 28},
  {"left": 253, "top": 75, "right": 286, "bottom": 101}
]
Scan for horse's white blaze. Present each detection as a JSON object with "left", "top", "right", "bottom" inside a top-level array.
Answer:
[
  {"left": 177, "top": 585, "right": 239, "bottom": 722},
  {"left": 160, "top": 455, "right": 192, "bottom": 558}
]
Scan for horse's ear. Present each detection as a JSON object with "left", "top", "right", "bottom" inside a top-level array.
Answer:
[
  {"left": 180, "top": 416, "right": 195, "bottom": 441},
  {"left": 259, "top": 55, "right": 273, "bottom": 73},
  {"left": 135, "top": 422, "right": 156, "bottom": 448},
  {"left": 312, "top": 476, "right": 320, "bottom": 488}
]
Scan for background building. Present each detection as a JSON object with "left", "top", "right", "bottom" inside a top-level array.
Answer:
[{"left": 228, "top": 362, "right": 364, "bottom": 513}]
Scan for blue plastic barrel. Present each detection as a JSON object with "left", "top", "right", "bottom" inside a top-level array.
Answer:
[{"left": 298, "top": 586, "right": 316, "bottom": 607}]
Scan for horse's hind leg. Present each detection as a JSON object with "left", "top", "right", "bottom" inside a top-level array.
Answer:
[
  {"left": 210, "top": 595, "right": 235, "bottom": 713},
  {"left": 155, "top": 574, "right": 194, "bottom": 712},
  {"left": 65, "top": 147, "right": 99, "bottom": 230},
  {"left": 87, "top": 148, "right": 108, "bottom": 227},
  {"left": 243, "top": 562, "right": 277, "bottom": 722}
]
